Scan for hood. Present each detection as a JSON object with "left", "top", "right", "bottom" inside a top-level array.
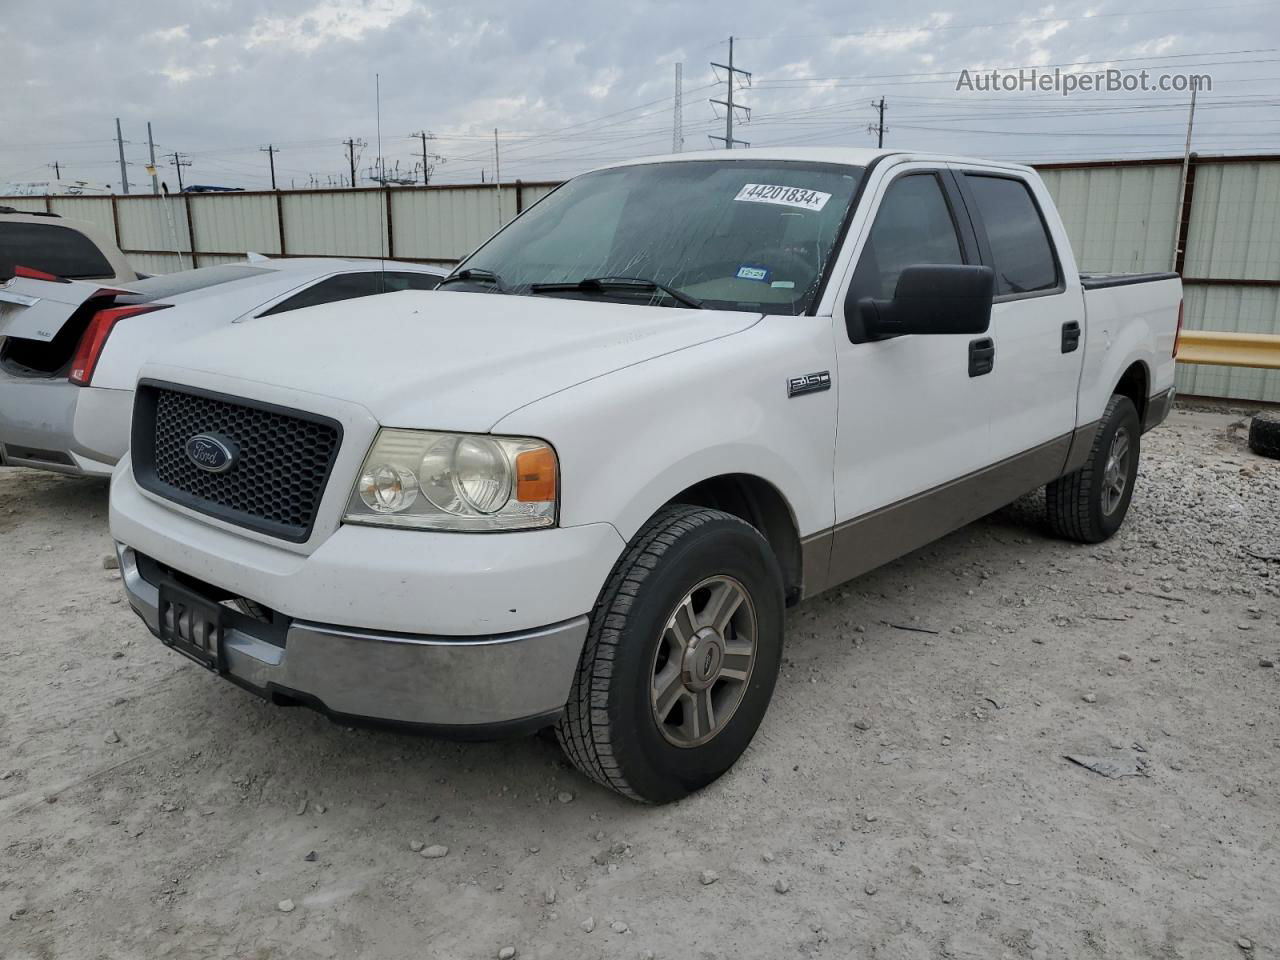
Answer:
[{"left": 142, "top": 290, "right": 762, "bottom": 431}]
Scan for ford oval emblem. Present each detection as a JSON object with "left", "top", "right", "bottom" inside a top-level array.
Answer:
[{"left": 185, "top": 433, "right": 238, "bottom": 474}]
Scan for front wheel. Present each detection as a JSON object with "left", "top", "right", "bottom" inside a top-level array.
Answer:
[
  {"left": 1046, "top": 394, "right": 1141, "bottom": 543},
  {"left": 556, "top": 505, "right": 784, "bottom": 803}
]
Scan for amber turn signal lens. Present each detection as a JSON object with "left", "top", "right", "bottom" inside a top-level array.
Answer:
[{"left": 515, "top": 446, "right": 557, "bottom": 502}]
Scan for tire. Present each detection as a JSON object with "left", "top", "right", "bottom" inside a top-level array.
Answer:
[
  {"left": 556, "top": 505, "right": 784, "bottom": 804},
  {"left": 1248, "top": 410, "right": 1280, "bottom": 460},
  {"left": 1046, "top": 394, "right": 1141, "bottom": 543}
]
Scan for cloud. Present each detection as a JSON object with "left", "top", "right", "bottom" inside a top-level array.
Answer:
[
  {"left": 246, "top": 0, "right": 419, "bottom": 53},
  {"left": 0, "top": 0, "right": 1275, "bottom": 190}
]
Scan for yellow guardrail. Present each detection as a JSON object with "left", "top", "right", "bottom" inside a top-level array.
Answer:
[{"left": 1177, "top": 331, "right": 1280, "bottom": 369}]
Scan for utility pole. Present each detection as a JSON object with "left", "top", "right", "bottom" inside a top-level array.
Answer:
[
  {"left": 168, "top": 152, "right": 191, "bottom": 192},
  {"left": 260, "top": 144, "right": 278, "bottom": 190},
  {"left": 343, "top": 138, "right": 365, "bottom": 187},
  {"left": 115, "top": 118, "right": 129, "bottom": 194},
  {"left": 1172, "top": 86, "right": 1199, "bottom": 270},
  {"left": 709, "top": 37, "right": 751, "bottom": 149},
  {"left": 494, "top": 128, "right": 503, "bottom": 227},
  {"left": 48, "top": 161, "right": 61, "bottom": 179},
  {"left": 147, "top": 122, "right": 159, "bottom": 194},
  {"left": 868, "top": 97, "right": 888, "bottom": 148},
  {"left": 411, "top": 131, "right": 443, "bottom": 185},
  {"left": 673, "top": 62, "right": 684, "bottom": 153}
]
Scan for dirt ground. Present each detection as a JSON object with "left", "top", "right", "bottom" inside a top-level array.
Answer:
[{"left": 1, "top": 406, "right": 1278, "bottom": 960}]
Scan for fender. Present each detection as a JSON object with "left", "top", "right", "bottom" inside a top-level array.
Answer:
[{"left": 492, "top": 315, "right": 839, "bottom": 545}]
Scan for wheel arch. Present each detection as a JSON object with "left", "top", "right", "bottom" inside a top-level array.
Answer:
[
  {"left": 1113, "top": 360, "right": 1150, "bottom": 424},
  {"left": 662, "top": 473, "right": 804, "bottom": 606}
]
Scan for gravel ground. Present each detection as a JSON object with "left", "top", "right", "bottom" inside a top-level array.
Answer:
[{"left": 2, "top": 406, "right": 1278, "bottom": 960}]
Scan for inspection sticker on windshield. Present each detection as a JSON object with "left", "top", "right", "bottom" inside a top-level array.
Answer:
[{"left": 734, "top": 183, "right": 831, "bottom": 211}]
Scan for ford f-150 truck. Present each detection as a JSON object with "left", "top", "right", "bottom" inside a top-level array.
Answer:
[{"left": 109, "top": 148, "right": 1182, "bottom": 803}]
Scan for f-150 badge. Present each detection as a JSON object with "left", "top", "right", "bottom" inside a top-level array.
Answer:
[{"left": 787, "top": 371, "right": 831, "bottom": 398}]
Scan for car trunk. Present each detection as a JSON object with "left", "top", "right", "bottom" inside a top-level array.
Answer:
[{"left": 0, "top": 273, "right": 137, "bottom": 378}]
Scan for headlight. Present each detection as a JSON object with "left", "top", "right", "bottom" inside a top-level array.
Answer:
[{"left": 343, "top": 429, "right": 557, "bottom": 531}]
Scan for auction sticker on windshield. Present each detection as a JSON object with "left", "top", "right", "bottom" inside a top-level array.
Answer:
[{"left": 734, "top": 183, "right": 832, "bottom": 211}]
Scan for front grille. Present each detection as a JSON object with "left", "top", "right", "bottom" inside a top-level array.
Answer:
[{"left": 132, "top": 381, "right": 342, "bottom": 543}]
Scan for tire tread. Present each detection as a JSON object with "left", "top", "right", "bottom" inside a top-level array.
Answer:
[
  {"left": 555, "top": 505, "right": 758, "bottom": 802},
  {"left": 1046, "top": 394, "right": 1131, "bottom": 543}
]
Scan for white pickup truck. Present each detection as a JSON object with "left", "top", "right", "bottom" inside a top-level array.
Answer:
[{"left": 109, "top": 148, "right": 1182, "bottom": 803}]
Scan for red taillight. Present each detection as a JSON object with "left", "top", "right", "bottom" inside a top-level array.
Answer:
[
  {"left": 14, "top": 265, "right": 67, "bottom": 282},
  {"left": 69, "top": 304, "right": 168, "bottom": 386},
  {"left": 1173, "top": 299, "right": 1184, "bottom": 359}
]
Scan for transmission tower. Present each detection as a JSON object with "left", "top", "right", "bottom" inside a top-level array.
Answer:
[{"left": 709, "top": 37, "right": 751, "bottom": 149}]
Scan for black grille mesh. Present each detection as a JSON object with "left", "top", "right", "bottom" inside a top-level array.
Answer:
[{"left": 145, "top": 388, "right": 340, "bottom": 540}]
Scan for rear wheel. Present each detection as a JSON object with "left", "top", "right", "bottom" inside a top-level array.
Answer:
[
  {"left": 556, "top": 505, "right": 784, "bottom": 803},
  {"left": 1046, "top": 394, "right": 1141, "bottom": 543}
]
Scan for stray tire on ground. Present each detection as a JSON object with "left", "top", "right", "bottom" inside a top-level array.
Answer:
[{"left": 1248, "top": 410, "right": 1280, "bottom": 460}]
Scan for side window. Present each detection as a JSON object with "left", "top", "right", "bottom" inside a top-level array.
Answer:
[
  {"left": 850, "top": 173, "right": 965, "bottom": 303},
  {"left": 963, "top": 175, "right": 1059, "bottom": 297},
  {"left": 259, "top": 272, "right": 383, "bottom": 317}
]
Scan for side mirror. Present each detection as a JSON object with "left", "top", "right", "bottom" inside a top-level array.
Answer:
[{"left": 847, "top": 264, "right": 994, "bottom": 342}]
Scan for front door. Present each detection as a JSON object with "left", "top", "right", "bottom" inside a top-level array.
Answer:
[{"left": 826, "top": 166, "right": 998, "bottom": 585}]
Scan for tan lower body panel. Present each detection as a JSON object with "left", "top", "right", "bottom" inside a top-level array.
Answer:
[{"left": 802, "top": 422, "right": 1099, "bottom": 598}]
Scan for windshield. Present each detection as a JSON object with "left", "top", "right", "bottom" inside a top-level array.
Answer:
[{"left": 454, "top": 159, "right": 865, "bottom": 315}]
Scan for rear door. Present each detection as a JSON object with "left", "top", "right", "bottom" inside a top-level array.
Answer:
[{"left": 950, "top": 168, "right": 1083, "bottom": 461}]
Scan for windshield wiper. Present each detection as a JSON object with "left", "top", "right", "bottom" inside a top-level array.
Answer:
[
  {"left": 530, "top": 276, "right": 703, "bottom": 309},
  {"left": 437, "top": 267, "right": 508, "bottom": 292}
]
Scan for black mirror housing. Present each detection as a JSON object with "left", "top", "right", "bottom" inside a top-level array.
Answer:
[{"left": 847, "top": 264, "right": 994, "bottom": 342}]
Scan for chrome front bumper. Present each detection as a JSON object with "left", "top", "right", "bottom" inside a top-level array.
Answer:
[{"left": 117, "top": 544, "right": 589, "bottom": 735}]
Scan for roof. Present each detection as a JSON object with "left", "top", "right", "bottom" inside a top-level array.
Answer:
[{"left": 591, "top": 146, "right": 1036, "bottom": 176}]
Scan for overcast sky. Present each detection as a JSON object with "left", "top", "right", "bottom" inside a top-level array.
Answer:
[{"left": 3, "top": 0, "right": 1278, "bottom": 192}]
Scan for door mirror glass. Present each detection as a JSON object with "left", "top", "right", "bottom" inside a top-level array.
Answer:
[{"left": 851, "top": 263, "right": 994, "bottom": 339}]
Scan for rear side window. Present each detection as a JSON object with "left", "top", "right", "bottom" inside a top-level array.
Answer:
[
  {"left": 259, "top": 271, "right": 438, "bottom": 317},
  {"left": 963, "top": 175, "right": 1059, "bottom": 297},
  {"left": 850, "top": 173, "right": 965, "bottom": 302},
  {"left": 0, "top": 222, "right": 113, "bottom": 279}
]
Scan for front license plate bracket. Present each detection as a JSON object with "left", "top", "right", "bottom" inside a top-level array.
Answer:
[{"left": 158, "top": 581, "right": 226, "bottom": 672}]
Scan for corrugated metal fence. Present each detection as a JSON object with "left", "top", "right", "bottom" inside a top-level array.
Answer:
[
  {"left": 1038, "top": 154, "right": 1280, "bottom": 404},
  {"left": 0, "top": 182, "right": 560, "bottom": 277},
  {"left": 5, "top": 155, "right": 1279, "bottom": 402}
]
